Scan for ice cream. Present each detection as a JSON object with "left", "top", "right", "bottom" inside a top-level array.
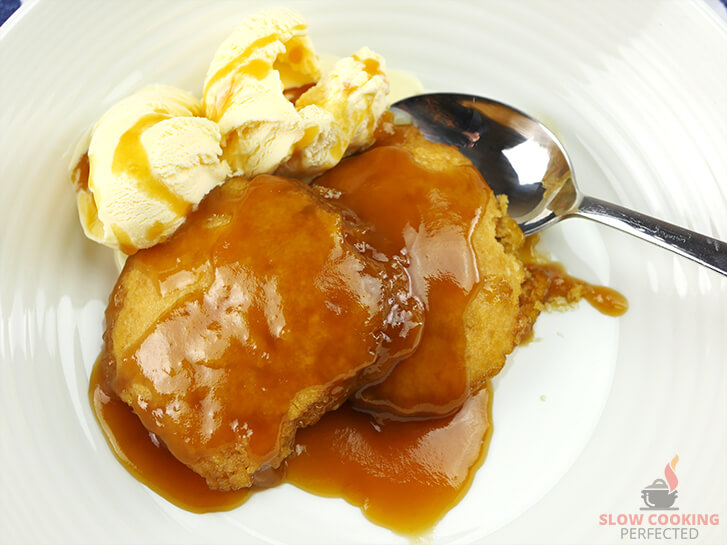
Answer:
[
  {"left": 202, "top": 9, "right": 391, "bottom": 180},
  {"left": 317, "top": 53, "right": 424, "bottom": 106},
  {"left": 202, "top": 8, "right": 320, "bottom": 177},
  {"left": 280, "top": 48, "right": 390, "bottom": 177},
  {"left": 70, "top": 85, "right": 229, "bottom": 254},
  {"left": 71, "top": 8, "right": 409, "bottom": 256}
]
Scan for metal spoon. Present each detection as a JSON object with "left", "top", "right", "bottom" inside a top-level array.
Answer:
[{"left": 391, "top": 93, "right": 727, "bottom": 276}]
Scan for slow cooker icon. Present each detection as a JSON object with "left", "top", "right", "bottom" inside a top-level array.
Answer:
[{"left": 640, "top": 478, "right": 678, "bottom": 510}]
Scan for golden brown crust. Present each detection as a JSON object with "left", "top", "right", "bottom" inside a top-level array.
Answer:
[{"left": 463, "top": 192, "right": 525, "bottom": 387}]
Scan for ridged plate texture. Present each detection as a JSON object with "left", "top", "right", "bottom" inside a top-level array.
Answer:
[{"left": 1, "top": 1, "right": 725, "bottom": 544}]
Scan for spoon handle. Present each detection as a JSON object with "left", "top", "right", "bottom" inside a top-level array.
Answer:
[{"left": 575, "top": 196, "right": 727, "bottom": 276}]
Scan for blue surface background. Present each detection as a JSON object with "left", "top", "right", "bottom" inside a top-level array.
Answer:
[{"left": 1, "top": 0, "right": 20, "bottom": 26}]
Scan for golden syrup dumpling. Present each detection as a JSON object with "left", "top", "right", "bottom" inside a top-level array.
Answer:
[
  {"left": 102, "top": 175, "right": 423, "bottom": 490},
  {"left": 316, "top": 125, "right": 528, "bottom": 416}
]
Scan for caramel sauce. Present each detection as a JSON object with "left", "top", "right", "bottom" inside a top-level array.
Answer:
[
  {"left": 316, "top": 144, "right": 487, "bottom": 417},
  {"left": 91, "top": 357, "right": 491, "bottom": 530},
  {"left": 521, "top": 235, "right": 628, "bottom": 317},
  {"left": 287, "top": 45, "right": 303, "bottom": 64},
  {"left": 89, "top": 357, "right": 251, "bottom": 512},
  {"left": 286, "top": 385, "right": 493, "bottom": 536},
  {"left": 204, "top": 30, "right": 305, "bottom": 121},
  {"left": 112, "top": 113, "right": 191, "bottom": 220},
  {"left": 531, "top": 262, "right": 628, "bottom": 316},
  {"left": 144, "top": 220, "right": 167, "bottom": 244},
  {"left": 519, "top": 232, "right": 544, "bottom": 263},
  {"left": 283, "top": 83, "right": 315, "bottom": 103},
  {"left": 358, "top": 56, "right": 381, "bottom": 78},
  {"left": 110, "top": 224, "right": 137, "bottom": 256},
  {"left": 72, "top": 153, "right": 90, "bottom": 192},
  {"left": 244, "top": 58, "right": 273, "bottom": 80}
]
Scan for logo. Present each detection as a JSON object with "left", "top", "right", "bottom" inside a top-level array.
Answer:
[
  {"left": 598, "top": 455, "right": 722, "bottom": 541},
  {"left": 640, "top": 455, "right": 679, "bottom": 510}
]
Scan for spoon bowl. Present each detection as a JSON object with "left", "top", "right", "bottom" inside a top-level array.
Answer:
[{"left": 392, "top": 93, "right": 726, "bottom": 276}]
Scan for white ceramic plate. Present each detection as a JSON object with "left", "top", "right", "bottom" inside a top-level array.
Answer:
[{"left": 1, "top": 1, "right": 725, "bottom": 544}]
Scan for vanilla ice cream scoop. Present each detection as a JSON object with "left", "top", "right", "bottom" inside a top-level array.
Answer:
[
  {"left": 280, "top": 48, "right": 390, "bottom": 178},
  {"left": 215, "top": 70, "right": 305, "bottom": 177},
  {"left": 70, "top": 85, "right": 229, "bottom": 254},
  {"left": 203, "top": 8, "right": 320, "bottom": 177}
]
